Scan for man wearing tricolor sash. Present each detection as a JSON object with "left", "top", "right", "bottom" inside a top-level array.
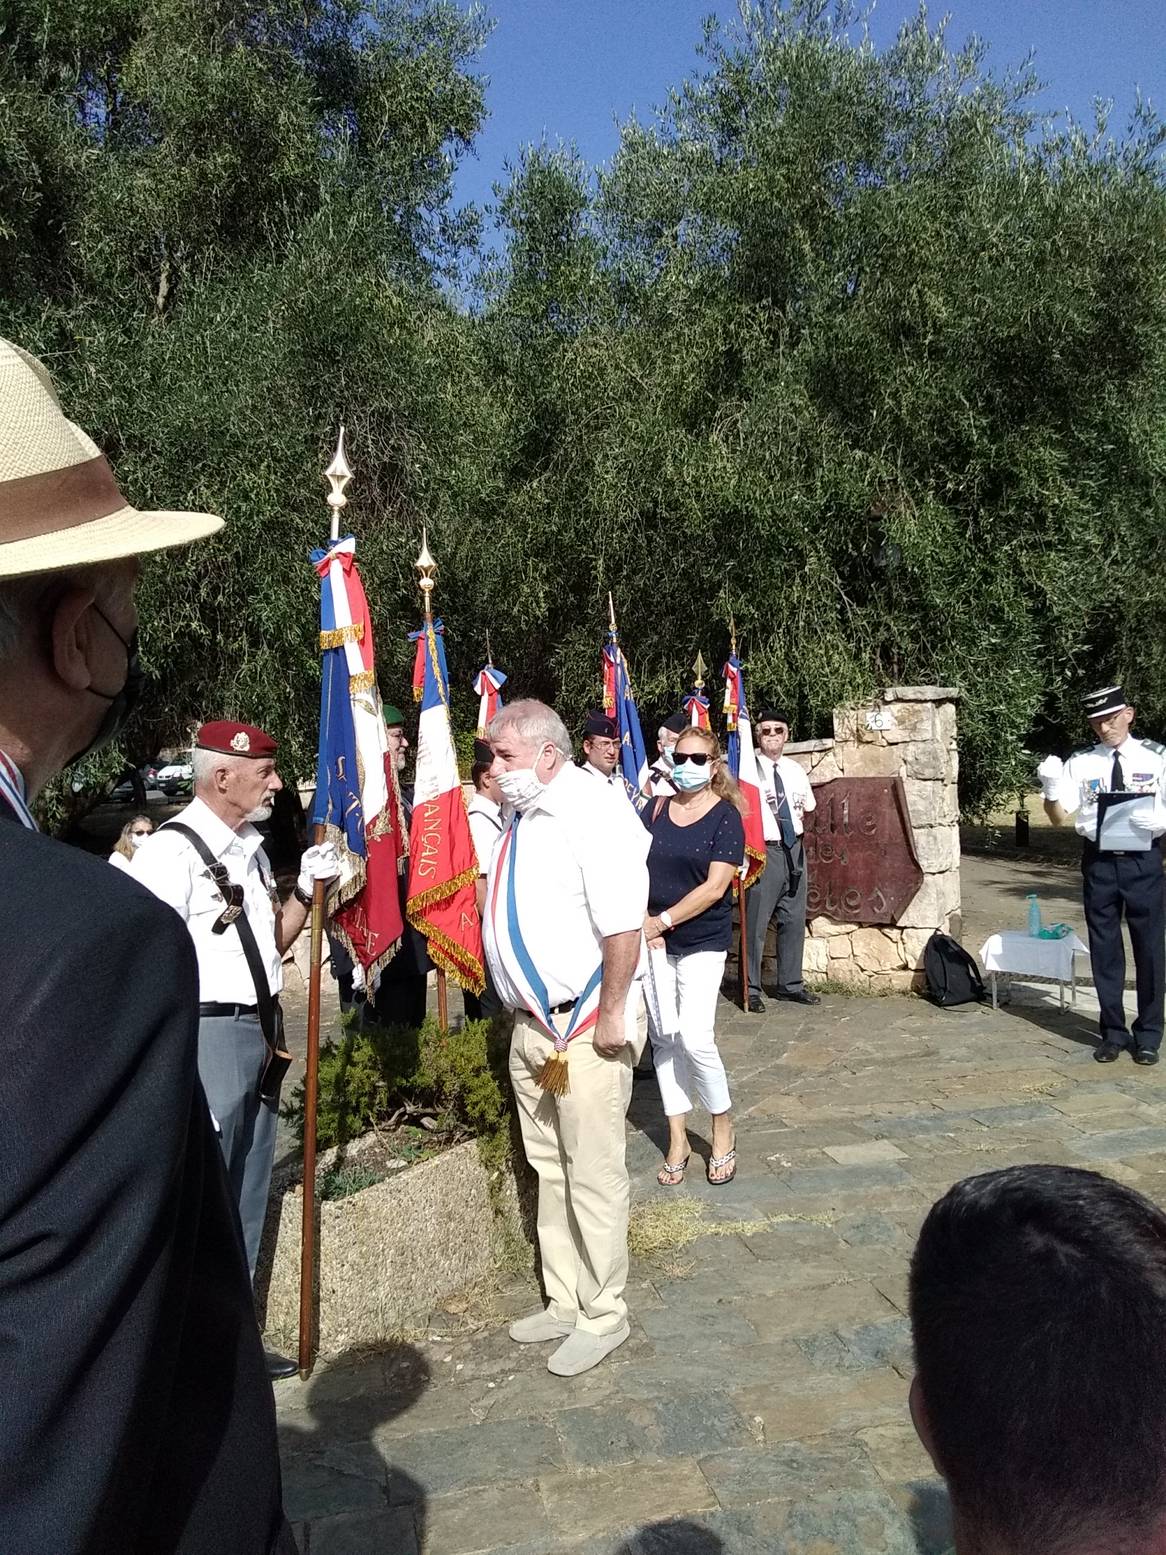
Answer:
[{"left": 483, "top": 699, "right": 650, "bottom": 1377}]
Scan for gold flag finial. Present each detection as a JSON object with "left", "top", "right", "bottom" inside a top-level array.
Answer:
[
  {"left": 416, "top": 528, "right": 438, "bottom": 620},
  {"left": 608, "top": 591, "right": 617, "bottom": 634},
  {"left": 729, "top": 615, "right": 738, "bottom": 657},
  {"left": 693, "top": 650, "right": 707, "bottom": 689},
  {"left": 325, "top": 427, "right": 353, "bottom": 541}
]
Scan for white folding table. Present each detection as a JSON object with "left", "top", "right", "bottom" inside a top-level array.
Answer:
[{"left": 978, "top": 930, "right": 1090, "bottom": 1011}]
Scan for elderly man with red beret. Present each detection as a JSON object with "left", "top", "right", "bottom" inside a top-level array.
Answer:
[{"left": 133, "top": 718, "right": 337, "bottom": 1377}]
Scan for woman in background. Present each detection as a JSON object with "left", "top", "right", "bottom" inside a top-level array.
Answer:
[
  {"left": 109, "top": 814, "right": 154, "bottom": 872},
  {"left": 642, "top": 726, "right": 745, "bottom": 1186}
]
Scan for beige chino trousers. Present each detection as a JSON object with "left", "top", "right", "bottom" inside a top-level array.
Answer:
[{"left": 509, "top": 1002, "right": 643, "bottom": 1336}]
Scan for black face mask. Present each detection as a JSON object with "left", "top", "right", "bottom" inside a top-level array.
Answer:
[{"left": 66, "top": 605, "right": 144, "bottom": 768}]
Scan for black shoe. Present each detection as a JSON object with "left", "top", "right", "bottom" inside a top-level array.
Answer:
[
  {"left": 775, "top": 988, "right": 821, "bottom": 1006},
  {"left": 748, "top": 996, "right": 765, "bottom": 1014},
  {"left": 265, "top": 1350, "right": 298, "bottom": 1380},
  {"left": 1094, "top": 1042, "right": 1124, "bottom": 1064},
  {"left": 1134, "top": 1048, "right": 1160, "bottom": 1067}
]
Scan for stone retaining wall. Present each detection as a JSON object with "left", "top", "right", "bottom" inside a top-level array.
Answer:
[
  {"left": 777, "top": 685, "right": 960, "bottom": 993},
  {"left": 261, "top": 1140, "right": 524, "bottom": 1357}
]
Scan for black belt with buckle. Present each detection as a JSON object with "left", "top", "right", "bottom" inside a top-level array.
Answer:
[
  {"left": 550, "top": 1000, "right": 574, "bottom": 1015},
  {"left": 199, "top": 999, "right": 279, "bottom": 1019}
]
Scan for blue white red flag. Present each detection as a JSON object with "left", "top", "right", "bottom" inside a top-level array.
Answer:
[
  {"left": 723, "top": 653, "right": 766, "bottom": 890},
  {"left": 601, "top": 629, "right": 650, "bottom": 804},
  {"left": 406, "top": 620, "right": 486, "bottom": 993},
  {"left": 684, "top": 687, "right": 711, "bottom": 729},
  {"left": 473, "top": 662, "right": 506, "bottom": 735},
  {"left": 311, "top": 537, "right": 404, "bottom": 978}
]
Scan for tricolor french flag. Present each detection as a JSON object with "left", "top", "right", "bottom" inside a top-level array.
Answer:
[
  {"left": 473, "top": 662, "right": 506, "bottom": 735},
  {"left": 311, "top": 536, "right": 404, "bottom": 978},
  {"left": 406, "top": 621, "right": 485, "bottom": 993},
  {"left": 723, "top": 654, "right": 766, "bottom": 890}
]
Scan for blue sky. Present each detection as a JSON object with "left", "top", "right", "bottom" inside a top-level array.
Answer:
[{"left": 452, "top": 0, "right": 1166, "bottom": 218}]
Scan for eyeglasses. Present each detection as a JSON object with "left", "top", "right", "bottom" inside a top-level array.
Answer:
[
  {"left": 673, "top": 751, "right": 711, "bottom": 767},
  {"left": 131, "top": 829, "right": 152, "bottom": 837},
  {"left": 758, "top": 726, "right": 787, "bottom": 737}
]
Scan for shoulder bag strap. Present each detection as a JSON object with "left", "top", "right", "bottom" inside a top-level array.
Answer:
[{"left": 161, "top": 821, "right": 278, "bottom": 1050}]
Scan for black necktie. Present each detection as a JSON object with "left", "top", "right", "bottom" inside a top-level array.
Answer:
[{"left": 1111, "top": 751, "right": 1125, "bottom": 793}]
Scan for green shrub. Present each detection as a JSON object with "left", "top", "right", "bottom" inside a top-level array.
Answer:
[{"left": 283, "top": 1015, "right": 513, "bottom": 1177}]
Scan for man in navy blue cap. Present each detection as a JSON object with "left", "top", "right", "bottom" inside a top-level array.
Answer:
[
  {"left": 747, "top": 706, "right": 819, "bottom": 1011},
  {"left": 1039, "top": 685, "right": 1166, "bottom": 1064},
  {"left": 580, "top": 710, "right": 620, "bottom": 784}
]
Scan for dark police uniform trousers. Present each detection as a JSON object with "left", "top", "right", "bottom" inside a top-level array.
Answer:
[{"left": 1082, "top": 839, "right": 1165, "bottom": 1051}]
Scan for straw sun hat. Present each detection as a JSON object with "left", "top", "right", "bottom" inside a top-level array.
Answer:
[{"left": 0, "top": 337, "right": 223, "bottom": 579}]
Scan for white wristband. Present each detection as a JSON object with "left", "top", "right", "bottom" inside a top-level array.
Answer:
[{"left": 658, "top": 910, "right": 674, "bottom": 930}]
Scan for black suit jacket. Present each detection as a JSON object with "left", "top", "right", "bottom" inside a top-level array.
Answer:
[{"left": 0, "top": 803, "right": 296, "bottom": 1553}]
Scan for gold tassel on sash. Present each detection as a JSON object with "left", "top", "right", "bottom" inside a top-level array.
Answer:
[{"left": 535, "top": 1045, "right": 571, "bottom": 1097}]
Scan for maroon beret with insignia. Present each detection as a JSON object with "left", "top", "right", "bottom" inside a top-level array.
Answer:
[{"left": 195, "top": 720, "right": 278, "bottom": 758}]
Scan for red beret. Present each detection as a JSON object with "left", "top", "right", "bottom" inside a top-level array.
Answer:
[{"left": 195, "top": 720, "right": 278, "bottom": 759}]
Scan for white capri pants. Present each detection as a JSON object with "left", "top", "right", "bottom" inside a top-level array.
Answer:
[{"left": 645, "top": 947, "right": 731, "bottom": 1117}]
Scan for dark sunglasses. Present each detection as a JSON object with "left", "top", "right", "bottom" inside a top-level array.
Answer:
[
  {"left": 673, "top": 751, "right": 711, "bottom": 766},
  {"left": 130, "top": 829, "right": 153, "bottom": 837}
]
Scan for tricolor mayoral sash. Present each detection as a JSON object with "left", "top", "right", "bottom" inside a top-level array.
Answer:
[{"left": 489, "top": 812, "right": 603, "bottom": 1096}]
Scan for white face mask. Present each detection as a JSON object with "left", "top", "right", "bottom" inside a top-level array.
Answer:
[
  {"left": 130, "top": 831, "right": 151, "bottom": 849},
  {"left": 661, "top": 745, "right": 676, "bottom": 769},
  {"left": 496, "top": 744, "right": 553, "bottom": 813}
]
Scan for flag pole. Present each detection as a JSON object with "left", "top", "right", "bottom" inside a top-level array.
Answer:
[
  {"left": 416, "top": 531, "right": 449, "bottom": 1032},
  {"left": 731, "top": 617, "right": 751, "bottom": 1015},
  {"left": 298, "top": 427, "right": 352, "bottom": 1377},
  {"left": 692, "top": 650, "right": 707, "bottom": 727}
]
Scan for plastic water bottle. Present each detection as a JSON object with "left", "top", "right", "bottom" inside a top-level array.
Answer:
[{"left": 1027, "top": 894, "right": 1042, "bottom": 937}]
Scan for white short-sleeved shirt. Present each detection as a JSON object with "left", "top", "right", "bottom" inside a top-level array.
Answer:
[
  {"left": 645, "top": 761, "right": 677, "bottom": 798},
  {"left": 755, "top": 754, "right": 816, "bottom": 841},
  {"left": 1059, "top": 735, "right": 1166, "bottom": 841},
  {"left": 130, "top": 796, "right": 282, "bottom": 1002},
  {"left": 483, "top": 762, "right": 650, "bottom": 1011},
  {"left": 108, "top": 851, "right": 133, "bottom": 873},
  {"left": 467, "top": 792, "right": 503, "bottom": 876}
]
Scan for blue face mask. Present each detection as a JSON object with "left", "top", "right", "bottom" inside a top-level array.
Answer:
[{"left": 672, "top": 757, "right": 712, "bottom": 792}]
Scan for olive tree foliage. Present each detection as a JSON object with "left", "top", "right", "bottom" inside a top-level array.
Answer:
[
  {"left": 0, "top": 0, "right": 490, "bottom": 817},
  {"left": 2, "top": 0, "right": 1165, "bottom": 823},
  {"left": 471, "top": 2, "right": 1166, "bottom": 811}
]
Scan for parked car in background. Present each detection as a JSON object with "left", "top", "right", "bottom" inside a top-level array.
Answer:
[
  {"left": 109, "top": 763, "right": 163, "bottom": 803},
  {"left": 155, "top": 761, "right": 193, "bottom": 796}
]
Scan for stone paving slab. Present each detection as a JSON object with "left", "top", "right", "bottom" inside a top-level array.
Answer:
[{"left": 279, "top": 979, "right": 1165, "bottom": 1553}]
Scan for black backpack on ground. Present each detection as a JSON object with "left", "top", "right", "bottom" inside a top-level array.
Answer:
[{"left": 923, "top": 931, "right": 987, "bottom": 1008}]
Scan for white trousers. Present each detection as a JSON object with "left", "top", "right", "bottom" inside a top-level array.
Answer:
[
  {"left": 645, "top": 948, "right": 732, "bottom": 1118},
  {"left": 508, "top": 1004, "right": 639, "bottom": 1336}
]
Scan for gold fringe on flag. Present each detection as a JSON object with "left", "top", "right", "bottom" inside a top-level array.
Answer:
[{"left": 319, "top": 622, "right": 364, "bottom": 649}]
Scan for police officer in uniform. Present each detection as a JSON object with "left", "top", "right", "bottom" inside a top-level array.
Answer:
[
  {"left": 1040, "top": 685, "right": 1166, "bottom": 1064},
  {"left": 579, "top": 710, "right": 620, "bottom": 783},
  {"left": 133, "top": 720, "right": 338, "bottom": 1375}
]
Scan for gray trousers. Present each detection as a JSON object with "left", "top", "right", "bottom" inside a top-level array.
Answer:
[
  {"left": 198, "top": 1011, "right": 280, "bottom": 1281},
  {"left": 745, "top": 839, "right": 808, "bottom": 998}
]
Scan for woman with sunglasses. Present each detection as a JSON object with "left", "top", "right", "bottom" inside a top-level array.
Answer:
[
  {"left": 109, "top": 814, "right": 154, "bottom": 872},
  {"left": 642, "top": 726, "right": 746, "bottom": 1186}
]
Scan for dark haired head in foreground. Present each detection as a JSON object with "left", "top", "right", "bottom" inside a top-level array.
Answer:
[{"left": 910, "top": 1165, "right": 1166, "bottom": 1555}]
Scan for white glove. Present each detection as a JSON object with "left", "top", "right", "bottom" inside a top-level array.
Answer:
[
  {"left": 1036, "top": 755, "right": 1065, "bottom": 800},
  {"left": 1129, "top": 800, "right": 1166, "bottom": 837},
  {"left": 297, "top": 841, "right": 341, "bottom": 895}
]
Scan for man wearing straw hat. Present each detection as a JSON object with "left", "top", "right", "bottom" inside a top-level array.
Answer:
[
  {"left": 0, "top": 338, "right": 296, "bottom": 1552},
  {"left": 484, "top": 698, "right": 649, "bottom": 1376}
]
